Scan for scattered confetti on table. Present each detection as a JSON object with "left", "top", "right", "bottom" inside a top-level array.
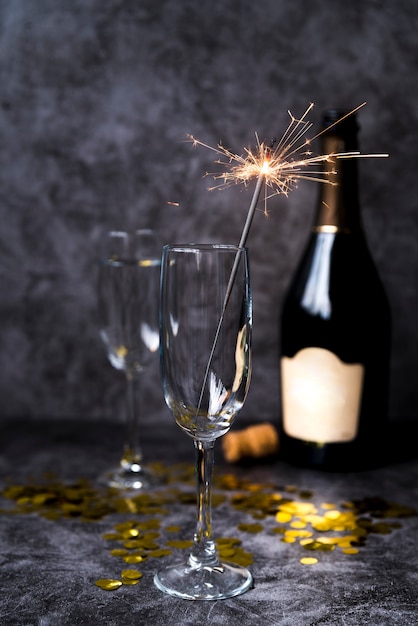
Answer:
[{"left": 1, "top": 463, "right": 416, "bottom": 591}]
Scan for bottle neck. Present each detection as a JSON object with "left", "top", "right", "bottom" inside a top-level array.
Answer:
[{"left": 313, "top": 133, "right": 362, "bottom": 234}]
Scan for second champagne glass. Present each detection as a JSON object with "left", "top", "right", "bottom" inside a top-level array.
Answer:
[
  {"left": 155, "top": 243, "right": 253, "bottom": 600},
  {"left": 98, "top": 229, "right": 160, "bottom": 490}
]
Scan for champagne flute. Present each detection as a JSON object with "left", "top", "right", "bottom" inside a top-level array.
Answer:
[
  {"left": 155, "top": 243, "right": 253, "bottom": 600},
  {"left": 98, "top": 229, "right": 160, "bottom": 490}
]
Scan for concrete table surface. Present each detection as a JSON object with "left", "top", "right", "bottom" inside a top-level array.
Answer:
[{"left": 1, "top": 418, "right": 417, "bottom": 626}]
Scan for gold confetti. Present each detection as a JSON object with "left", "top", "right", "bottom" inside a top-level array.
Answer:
[
  {"left": 121, "top": 578, "right": 140, "bottom": 586},
  {"left": 299, "top": 538, "right": 314, "bottom": 546},
  {"left": 342, "top": 548, "right": 359, "bottom": 555},
  {"left": 285, "top": 529, "right": 313, "bottom": 538},
  {"left": 282, "top": 536, "right": 296, "bottom": 543},
  {"left": 217, "top": 542, "right": 253, "bottom": 566},
  {"left": 369, "top": 522, "right": 393, "bottom": 534},
  {"left": 137, "top": 519, "right": 161, "bottom": 531},
  {"left": 32, "top": 492, "right": 56, "bottom": 506},
  {"left": 95, "top": 579, "right": 123, "bottom": 591},
  {"left": 176, "top": 492, "right": 196, "bottom": 505},
  {"left": 339, "top": 536, "right": 358, "bottom": 544},
  {"left": 230, "top": 547, "right": 254, "bottom": 567},
  {"left": 290, "top": 520, "right": 307, "bottom": 529},
  {"left": 218, "top": 547, "right": 236, "bottom": 558},
  {"left": 284, "top": 485, "right": 298, "bottom": 493},
  {"left": 324, "top": 510, "right": 341, "bottom": 520},
  {"left": 212, "top": 493, "right": 227, "bottom": 507},
  {"left": 311, "top": 521, "right": 333, "bottom": 532},
  {"left": 315, "top": 536, "right": 339, "bottom": 545},
  {"left": 237, "top": 523, "right": 264, "bottom": 534},
  {"left": 122, "top": 529, "right": 140, "bottom": 539},
  {"left": 216, "top": 537, "right": 242, "bottom": 546},
  {"left": 120, "top": 536, "right": 146, "bottom": 549},
  {"left": 110, "top": 549, "right": 128, "bottom": 557},
  {"left": 102, "top": 533, "right": 121, "bottom": 541},
  {"left": 300, "top": 557, "right": 318, "bottom": 565},
  {"left": 2, "top": 463, "right": 417, "bottom": 588},
  {"left": 123, "top": 555, "right": 146, "bottom": 564},
  {"left": 121, "top": 569, "right": 143, "bottom": 580},
  {"left": 215, "top": 536, "right": 250, "bottom": 564},
  {"left": 147, "top": 549, "right": 173, "bottom": 558},
  {"left": 303, "top": 541, "right": 335, "bottom": 552},
  {"left": 298, "top": 490, "right": 314, "bottom": 499}
]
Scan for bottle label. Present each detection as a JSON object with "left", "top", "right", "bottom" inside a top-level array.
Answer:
[{"left": 281, "top": 347, "right": 364, "bottom": 443}]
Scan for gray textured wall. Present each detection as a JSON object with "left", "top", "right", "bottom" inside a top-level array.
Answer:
[{"left": 0, "top": 0, "right": 417, "bottom": 428}]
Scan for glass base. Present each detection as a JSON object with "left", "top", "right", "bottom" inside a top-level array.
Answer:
[
  {"left": 154, "top": 558, "right": 253, "bottom": 600},
  {"left": 99, "top": 466, "right": 161, "bottom": 491}
]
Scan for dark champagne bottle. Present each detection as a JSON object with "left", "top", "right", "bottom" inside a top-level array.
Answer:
[{"left": 279, "top": 110, "right": 391, "bottom": 471}]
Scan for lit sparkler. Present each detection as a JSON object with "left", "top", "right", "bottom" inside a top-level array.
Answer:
[{"left": 189, "top": 102, "right": 387, "bottom": 249}]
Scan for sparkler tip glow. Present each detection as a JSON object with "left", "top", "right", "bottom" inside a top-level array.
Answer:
[
  {"left": 261, "top": 160, "right": 270, "bottom": 175},
  {"left": 188, "top": 103, "right": 388, "bottom": 211}
]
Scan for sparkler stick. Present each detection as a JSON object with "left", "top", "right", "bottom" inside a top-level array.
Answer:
[
  {"left": 226, "top": 167, "right": 266, "bottom": 302},
  {"left": 194, "top": 170, "right": 266, "bottom": 421}
]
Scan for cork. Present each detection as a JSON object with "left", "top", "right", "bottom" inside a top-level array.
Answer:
[{"left": 222, "top": 422, "right": 279, "bottom": 463}]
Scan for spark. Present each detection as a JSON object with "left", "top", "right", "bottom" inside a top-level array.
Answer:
[{"left": 188, "top": 102, "right": 387, "bottom": 216}]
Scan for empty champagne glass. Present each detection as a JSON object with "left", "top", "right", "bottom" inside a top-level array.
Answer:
[
  {"left": 154, "top": 243, "right": 253, "bottom": 600},
  {"left": 98, "top": 229, "right": 160, "bottom": 490}
]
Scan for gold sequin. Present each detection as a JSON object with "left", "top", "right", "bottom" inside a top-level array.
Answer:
[
  {"left": 285, "top": 529, "right": 312, "bottom": 538},
  {"left": 237, "top": 523, "right": 264, "bottom": 534},
  {"left": 121, "top": 569, "right": 143, "bottom": 580},
  {"left": 123, "top": 555, "right": 146, "bottom": 564},
  {"left": 218, "top": 547, "right": 236, "bottom": 558},
  {"left": 147, "top": 549, "right": 173, "bottom": 558},
  {"left": 216, "top": 537, "right": 242, "bottom": 546},
  {"left": 110, "top": 549, "right": 128, "bottom": 557},
  {"left": 121, "top": 578, "right": 140, "bottom": 586},
  {"left": 95, "top": 579, "right": 123, "bottom": 591},
  {"left": 290, "top": 520, "right": 307, "bottom": 529},
  {"left": 324, "top": 510, "right": 341, "bottom": 520}
]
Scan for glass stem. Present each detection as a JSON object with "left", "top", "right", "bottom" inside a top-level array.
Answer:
[
  {"left": 190, "top": 439, "right": 218, "bottom": 567},
  {"left": 121, "top": 370, "right": 143, "bottom": 472}
]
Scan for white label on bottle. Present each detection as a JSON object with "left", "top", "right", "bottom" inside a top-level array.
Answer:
[{"left": 281, "top": 347, "right": 364, "bottom": 443}]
